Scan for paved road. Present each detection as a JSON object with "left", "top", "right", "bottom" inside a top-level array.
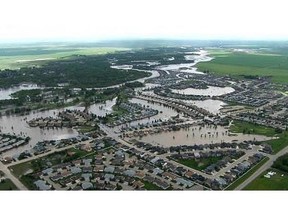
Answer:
[
  {"left": 235, "top": 145, "right": 288, "bottom": 190},
  {"left": 0, "top": 161, "right": 27, "bottom": 190}
]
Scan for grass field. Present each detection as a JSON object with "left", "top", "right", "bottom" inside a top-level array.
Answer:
[
  {"left": 9, "top": 161, "right": 33, "bottom": 178},
  {"left": 0, "top": 47, "right": 127, "bottom": 70},
  {"left": 0, "top": 178, "right": 18, "bottom": 190},
  {"left": 197, "top": 48, "right": 288, "bottom": 83},
  {"left": 244, "top": 168, "right": 288, "bottom": 190},
  {"left": 229, "top": 120, "right": 288, "bottom": 153},
  {"left": 226, "top": 157, "right": 269, "bottom": 190},
  {"left": 229, "top": 120, "right": 277, "bottom": 137},
  {"left": 267, "top": 131, "right": 288, "bottom": 153},
  {"left": 174, "top": 156, "right": 223, "bottom": 171}
]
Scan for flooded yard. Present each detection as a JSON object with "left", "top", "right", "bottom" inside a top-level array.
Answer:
[{"left": 135, "top": 125, "right": 273, "bottom": 147}]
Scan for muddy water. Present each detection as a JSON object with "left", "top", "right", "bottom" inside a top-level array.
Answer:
[
  {"left": 0, "top": 109, "right": 78, "bottom": 157},
  {"left": 136, "top": 125, "right": 272, "bottom": 147},
  {"left": 0, "top": 98, "right": 118, "bottom": 157}
]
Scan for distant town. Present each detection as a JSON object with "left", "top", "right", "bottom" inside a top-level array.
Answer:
[{"left": 1, "top": 41, "right": 288, "bottom": 190}]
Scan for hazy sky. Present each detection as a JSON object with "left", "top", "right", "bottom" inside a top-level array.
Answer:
[{"left": 1, "top": 0, "right": 288, "bottom": 42}]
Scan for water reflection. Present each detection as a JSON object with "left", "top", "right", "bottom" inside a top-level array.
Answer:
[
  {"left": 0, "top": 84, "right": 41, "bottom": 100},
  {"left": 171, "top": 86, "right": 235, "bottom": 96}
]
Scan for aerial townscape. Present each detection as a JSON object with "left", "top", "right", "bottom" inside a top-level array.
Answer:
[{"left": 1, "top": 40, "right": 288, "bottom": 191}]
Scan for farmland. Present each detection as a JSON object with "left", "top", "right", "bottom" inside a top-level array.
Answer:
[
  {"left": 0, "top": 46, "right": 128, "bottom": 70},
  {"left": 197, "top": 48, "right": 288, "bottom": 83}
]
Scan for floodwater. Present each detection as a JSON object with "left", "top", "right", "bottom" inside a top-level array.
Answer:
[
  {"left": 112, "top": 97, "right": 182, "bottom": 131},
  {"left": 136, "top": 125, "right": 272, "bottom": 147},
  {"left": 88, "top": 97, "right": 117, "bottom": 117},
  {"left": 0, "top": 98, "right": 117, "bottom": 157},
  {"left": 156, "top": 50, "right": 213, "bottom": 75},
  {"left": 0, "top": 109, "right": 78, "bottom": 157},
  {"left": 171, "top": 86, "right": 235, "bottom": 96},
  {"left": 0, "top": 84, "right": 41, "bottom": 100},
  {"left": 185, "top": 99, "right": 227, "bottom": 114}
]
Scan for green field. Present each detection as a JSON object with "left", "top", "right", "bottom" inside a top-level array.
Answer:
[
  {"left": 0, "top": 178, "right": 18, "bottom": 190},
  {"left": 9, "top": 161, "right": 33, "bottom": 178},
  {"left": 197, "top": 48, "right": 288, "bottom": 83},
  {"left": 229, "top": 120, "right": 278, "bottom": 137},
  {"left": 174, "top": 156, "right": 223, "bottom": 171},
  {"left": 244, "top": 168, "right": 288, "bottom": 190},
  {"left": 226, "top": 157, "right": 269, "bottom": 190},
  {"left": 229, "top": 120, "right": 288, "bottom": 153},
  {"left": 0, "top": 47, "right": 128, "bottom": 70},
  {"left": 267, "top": 131, "right": 288, "bottom": 153}
]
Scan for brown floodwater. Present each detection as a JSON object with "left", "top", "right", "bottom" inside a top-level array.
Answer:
[{"left": 134, "top": 125, "right": 272, "bottom": 147}]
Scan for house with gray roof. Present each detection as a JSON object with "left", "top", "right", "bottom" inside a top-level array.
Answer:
[{"left": 34, "top": 180, "right": 51, "bottom": 190}]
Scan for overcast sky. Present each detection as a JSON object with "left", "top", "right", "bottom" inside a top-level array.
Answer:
[{"left": 1, "top": 0, "right": 288, "bottom": 42}]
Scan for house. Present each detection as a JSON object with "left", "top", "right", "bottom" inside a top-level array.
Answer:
[
  {"left": 82, "top": 167, "right": 93, "bottom": 173},
  {"left": 153, "top": 178, "right": 170, "bottom": 190},
  {"left": 135, "top": 171, "right": 145, "bottom": 179},
  {"left": 42, "top": 168, "right": 54, "bottom": 176},
  {"left": 153, "top": 168, "right": 164, "bottom": 175},
  {"left": 82, "top": 159, "right": 93, "bottom": 167},
  {"left": 95, "top": 159, "right": 103, "bottom": 165},
  {"left": 123, "top": 169, "right": 136, "bottom": 177},
  {"left": 162, "top": 172, "right": 177, "bottom": 181},
  {"left": 175, "top": 178, "right": 193, "bottom": 188},
  {"left": 144, "top": 175, "right": 154, "bottom": 183},
  {"left": 150, "top": 157, "right": 160, "bottom": 164},
  {"left": 104, "top": 166, "right": 115, "bottom": 173},
  {"left": 105, "top": 184, "right": 117, "bottom": 190},
  {"left": 175, "top": 166, "right": 187, "bottom": 176},
  {"left": 82, "top": 182, "right": 93, "bottom": 190},
  {"left": 104, "top": 174, "right": 115, "bottom": 181},
  {"left": 94, "top": 165, "right": 104, "bottom": 173},
  {"left": 72, "top": 160, "right": 81, "bottom": 166},
  {"left": 70, "top": 167, "right": 82, "bottom": 174},
  {"left": 34, "top": 180, "right": 51, "bottom": 190},
  {"left": 133, "top": 180, "right": 145, "bottom": 189},
  {"left": 111, "top": 159, "right": 124, "bottom": 166},
  {"left": 82, "top": 173, "right": 92, "bottom": 182},
  {"left": 184, "top": 170, "right": 194, "bottom": 179},
  {"left": 94, "top": 182, "right": 105, "bottom": 190}
]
